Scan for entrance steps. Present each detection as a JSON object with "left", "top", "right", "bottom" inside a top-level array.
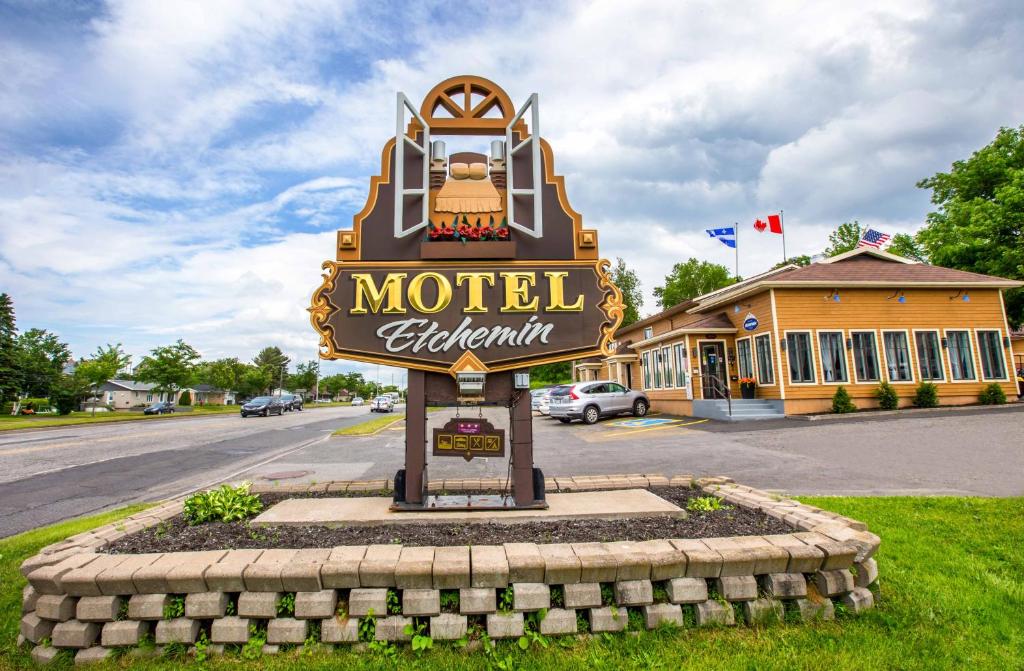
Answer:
[{"left": 692, "top": 399, "right": 785, "bottom": 422}]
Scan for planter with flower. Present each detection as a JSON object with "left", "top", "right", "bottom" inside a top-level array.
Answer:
[
  {"left": 739, "top": 377, "right": 757, "bottom": 399},
  {"left": 420, "top": 214, "right": 515, "bottom": 259}
]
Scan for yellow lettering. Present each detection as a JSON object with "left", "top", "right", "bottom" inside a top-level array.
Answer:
[
  {"left": 407, "top": 272, "right": 453, "bottom": 314},
  {"left": 544, "top": 271, "right": 584, "bottom": 311},
  {"left": 500, "top": 271, "right": 539, "bottom": 312},
  {"left": 455, "top": 272, "right": 495, "bottom": 313},
  {"left": 350, "top": 273, "right": 406, "bottom": 314}
]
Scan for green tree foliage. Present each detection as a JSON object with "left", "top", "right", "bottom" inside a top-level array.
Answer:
[
  {"left": 917, "top": 125, "right": 1024, "bottom": 327},
  {"left": 824, "top": 220, "right": 866, "bottom": 257},
  {"left": 831, "top": 386, "right": 857, "bottom": 413},
  {"left": 531, "top": 362, "right": 572, "bottom": 386},
  {"left": 75, "top": 344, "right": 131, "bottom": 416},
  {"left": 288, "top": 360, "right": 319, "bottom": 394},
  {"left": 253, "top": 346, "right": 290, "bottom": 389},
  {"left": 978, "top": 382, "right": 1007, "bottom": 405},
  {"left": 195, "top": 357, "right": 249, "bottom": 392},
  {"left": 912, "top": 382, "right": 939, "bottom": 408},
  {"left": 875, "top": 381, "right": 899, "bottom": 410},
  {"left": 238, "top": 366, "right": 273, "bottom": 398},
  {"left": 15, "top": 328, "right": 71, "bottom": 398},
  {"left": 610, "top": 257, "right": 643, "bottom": 327},
  {"left": 653, "top": 259, "right": 737, "bottom": 309},
  {"left": 771, "top": 255, "right": 813, "bottom": 270},
  {"left": 0, "top": 293, "right": 20, "bottom": 401},
  {"left": 135, "top": 340, "right": 200, "bottom": 403},
  {"left": 886, "top": 233, "right": 927, "bottom": 262},
  {"left": 49, "top": 374, "right": 89, "bottom": 415},
  {"left": 178, "top": 389, "right": 192, "bottom": 406}
]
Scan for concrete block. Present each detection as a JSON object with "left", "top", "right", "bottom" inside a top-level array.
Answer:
[
  {"left": 854, "top": 558, "right": 879, "bottom": 588},
  {"left": 242, "top": 550, "right": 296, "bottom": 592},
  {"left": 101, "top": 620, "right": 148, "bottom": 647},
  {"left": 840, "top": 587, "right": 875, "bottom": 613},
  {"left": 486, "top": 612, "right": 524, "bottom": 639},
  {"left": 348, "top": 588, "right": 387, "bottom": 617},
  {"left": 20, "top": 613, "right": 55, "bottom": 644},
  {"left": 638, "top": 540, "right": 686, "bottom": 580},
  {"left": 588, "top": 606, "right": 627, "bottom": 632},
  {"left": 76, "top": 596, "right": 123, "bottom": 623},
  {"left": 52, "top": 620, "right": 101, "bottom": 648},
  {"left": 571, "top": 543, "right": 617, "bottom": 583},
  {"left": 60, "top": 554, "right": 128, "bottom": 597},
  {"left": 715, "top": 576, "right": 757, "bottom": 602},
  {"left": 539, "top": 608, "right": 577, "bottom": 635},
  {"left": 814, "top": 570, "right": 854, "bottom": 597},
  {"left": 670, "top": 540, "right": 722, "bottom": 578},
  {"left": 642, "top": 603, "right": 683, "bottom": 629},
  {"left": 322, "top": 616, "right": 359, "bottom": 643},
  {"left": 31, "top": 645, "right": 60, "bottom": 665},
  {"left": 204, "top": 549, "right": 264, "bottom": 593},
  {"left": 695, "top": 600, "right": 735, "bottom": 627},
  {"left": 503, "top": 543, "right": 544, "bottom": 583},
  {"left": 295, "top": 589, "right": 338, "bottom": 619},
  {"left": 23, "top": 585, "right": 39, "bottom": 614},
  {"left": 95, "top": 553, "right": 162, "bottom": 595},
  {"left": 666, "top": 577, "right": 708, "bottom": 604},
  {"left": 539, "top": 544, "right": 581, "bottom": 584},
  {"left": 429, "top": 613, "right": 467, "bottom": 640},
  {"left": 164, "top": 550, "right": 227, "bottom": 593},
  {"left": 280, "top": 549, "right": 330, "bottom": 592},
  {"left": 793, "top": 597, "right": 835, "bottom": 622},
  {"left": 155, "top": 618, "right": 199, "bottom": 644},
  {"left": 703, "top": 539, "right": 758, "bottom": 577},
  {"left": 760, "top": 573, "right": 806, "bottom": 599},
  {"left": 395, "top": 546, "right": 434, "bottom": 589},
  {"left": 267, "top": 618, "right": 308, "bottom": 644},
  {"left": 432, "top": 546, "right": 471, "bottom": 589},
  {"left": 359, "top": 545, "right": 402, "bottom": 587},
  {"left": 184, "top": 592, "right": 228, "bottom": 619},
  {"left": 791, "top": 532, "right": 856, "bottom": 570},
  {"left": 614, "top": 579, "right": 653, "bottom": 606},
  {"left": 374, "top": 615, "right": 412, "bottom": 642},
  {"left": 763, "top": 535, "right": 824, "bottom": 574},
  {"left": 471, "top": 545, "right": 509, "bottom": 588},
  {"left": 36, "top": 595, "right": 77, "bottom": 622},
  {"left": 459, "top": 587, "right": 495, "bottom": 614},
  {"left": 322, "top": 546, "right": 367, "bottom": 589},
  {"left": 127, "top": 594, "right": 170, "bottom": 621},
  {"left": 743, "top": 598, "right": 783, "bottom": 625},
  {"left": 564, "top": 583, "right": 602, "bottom": 609},
  {"left": 604, "top": 541, "right": 652, "bottom": 581},
  {"left": 512, "top": 583, "right": 550, "bottom": 612},
  {"left": 402, "top": 589, "right": 440, "bottom": 616},
  {"left": 210, "top": 616, "right": 250, "bottom": 644},
  {"left": 27, "top": 553, "right": 99, "bottom": 595},
  {"left": 74, "top": 646, "right": 112, "bottom": 664},
  {"left": 237, "top": 591, "right": 280, "bottom": 619}
]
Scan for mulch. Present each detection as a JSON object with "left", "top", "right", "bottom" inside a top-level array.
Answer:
[{"left": 106, "top": 487, "right": 792, "bottom": 553}]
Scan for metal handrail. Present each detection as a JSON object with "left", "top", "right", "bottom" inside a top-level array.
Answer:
[{"left": 706, "top": 373, "right": 732, "bottom": 417}]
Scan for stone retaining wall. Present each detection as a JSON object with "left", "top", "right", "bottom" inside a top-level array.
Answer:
[{"left": 18, "top": 475, "right": 881, "bottom": 665}]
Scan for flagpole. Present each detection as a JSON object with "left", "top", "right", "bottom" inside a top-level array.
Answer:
[
  {"left": 734, "top": 222, "right": 739, "bottom": 280},
  {"left": 780, "top": 209, "right": 787, "bottom": 263}
]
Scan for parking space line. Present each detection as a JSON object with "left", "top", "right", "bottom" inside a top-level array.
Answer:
[{"left": 600, "top": 419, "right": 708, "bottom": 439}]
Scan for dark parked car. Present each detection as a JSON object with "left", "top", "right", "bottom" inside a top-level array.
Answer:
[
  {"left": 143, "top": 401, "right": 175, "bottom": 415},
  {"left": 240, "top": 396, "right": 285, "bottom": 417},
  {"left": 280, "top": 394, "right": 303, "bottom": 412}
]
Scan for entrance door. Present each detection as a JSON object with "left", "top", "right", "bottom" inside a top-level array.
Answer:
[{"left": 700, "top": 341, "right": 727, "bottom": 399}]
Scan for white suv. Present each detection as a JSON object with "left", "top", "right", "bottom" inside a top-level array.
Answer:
[
  {"left": 370, "top": 396, "right": 395, "bottom": 413},
  {"left": 547, "top": 381, "right": 649, "bottom": 424}
]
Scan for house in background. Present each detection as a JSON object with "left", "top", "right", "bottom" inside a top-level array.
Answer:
[
  {"left": 97, "top": 380, "right": 175, "bottom": 409},
  {"left": 192, "top": 384, "right": 236, "bottom": 405}
]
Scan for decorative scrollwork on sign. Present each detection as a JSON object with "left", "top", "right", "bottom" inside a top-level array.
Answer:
[
  {"left": 596, "top": 258, "right": 625, "bottom": 356},
  {"left": 308, "top": 262, "right": 341, "bottom": 358}
]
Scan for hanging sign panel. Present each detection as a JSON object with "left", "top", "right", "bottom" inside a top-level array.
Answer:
[{"left": 433, "top": 417, "right": 505, "bottom": 461}]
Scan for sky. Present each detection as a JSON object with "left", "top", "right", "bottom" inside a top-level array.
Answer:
[{"left": 1, "top": 0, "right": 1022, "bottom": 389}]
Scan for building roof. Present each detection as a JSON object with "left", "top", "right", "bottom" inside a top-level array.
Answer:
[
  {"left": 102, "top": 379, "right": 157, "bottom": 392},
  {"left": 615, "top": 300, "right": 698, "bottom": 339},
  {"left": 629, "top": 311, "right": 736, "bottom": 349}
]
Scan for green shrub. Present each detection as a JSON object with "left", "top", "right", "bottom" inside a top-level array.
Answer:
[
  {"left": 913, "top": 382, "right": 939, "bottom": 408},
  {"left": 875, "top": 381, "right": 899, "bottom": 410},
  {"left": 831, "top": 386, "right": 857, "bottom": 413},
  {"left": 178, "top": 390, "right": 192, "bottom": 406},
  {"left": 686, "top": 496, "right": 732, "bottom": 513},
  {"left": 979, "top": 382, "right": 1007, "bottom": 405},
  {"left": 21, "top": 397, "right": 51, "bottom": 410},
  {"left": 183, "top": 483, "right": 263, "bottom": 525}
]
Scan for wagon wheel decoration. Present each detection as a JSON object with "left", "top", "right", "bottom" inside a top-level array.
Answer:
[{"left": 411, "top": 75, "right": 525, "bottom": 135}]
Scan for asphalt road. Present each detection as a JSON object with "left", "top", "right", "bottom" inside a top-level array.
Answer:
[{"left": 0, "top": 406, "right": 371, "bottom": 538}]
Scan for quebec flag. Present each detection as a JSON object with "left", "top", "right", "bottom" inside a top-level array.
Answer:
[{"left": 706, "top": 226, "right": 737, "bottom": 249}]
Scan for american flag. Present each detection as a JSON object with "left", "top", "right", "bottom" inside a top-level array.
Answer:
[{"left": 857, "top": 228, "right": 891, "bottom": 249}]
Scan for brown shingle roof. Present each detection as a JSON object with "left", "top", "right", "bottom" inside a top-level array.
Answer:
[{"left": 769, "top": 254, "right": 1016, "bottom": 284}]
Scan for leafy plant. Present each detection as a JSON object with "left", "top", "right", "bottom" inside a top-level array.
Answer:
[
  {"left": 550, "top": 585, "right": 565, "bottom": 609},
  {"left": 193, "top": 630, "right": 210, "bottom": 664},
  {"left": 652, "top": 582, "right": 669, "bottom": 604},
  {"left": 576, "top": 611, "right": 590, "bottom": 633},
  {"left": 358, "top": 609, "right": 376, "bottom": 642},
  {"left": 875, "top": 381, "right": 899, "bottom": 410},
  {"left": 386, "top": 588, "right": 401, "bottom": 615},
  {"left": 163, "top": 595, "right": 185, "bottom": 620},
  {"left": 831, "top": 385, "right": 857, "bottom": 413},
  {"left": 979, "top": 382, "right": 1007, "bottom": 405},
  {"left": 183, "top": 482, "right": 263, "bottom": 525},
  {"left": 368, "top": 640, "right": 397, "bottom": 658},
  {"left": 178, "top": 389, "right": 192, "bottom": 406},
  {"left": 241, "top": 623, "right": 266, "bottom": 660},
  {"left": 518, "top": 609, "right": 550, "bottom": 650},
  {"left": 687, "top": 496, "right": 732, "bottom": 513},
  {"left": 439, "top": 589, "right": 460, "bottom": 613},
  {"left": 116, "top": 600, "right": 129, "bottom": 621},
  {"left": 404, "top": 619, "right": 433, "bottom": 654},
  {"left": 913, "top": 382, "right": 939, "bottom": 408},
  {"left": 497, "top": 586, "right": 515, "bottom": 613},
  {"left": 600, "top": 583, "right": 615, "bottom": 606},
  {"left": 225, "top": 597, "right": 236, "bottom": 617},
  {"left": 302, "top": 622, "right": 321, "bottom": 655},
  {"left": 627, "top": 609, "right": 645, "bottom": 631},
  {"left": 276, "top": 592, "right": 295, "bottom": 617}
]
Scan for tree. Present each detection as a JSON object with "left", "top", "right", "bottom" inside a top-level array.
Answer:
[
  {"left": 288, "top": 360, "right": 319, "bottom": 395},
  {"left": 49, "top": 374, "right": 89, "bottom": 415},
  {"left": 0, "top": 293, "right": 19, "bottom": 402},
  {"left": 15, "top": 329, "right": 71, "bottom": 398},
  {"left": 531, "top": 362, "right": 572, "bottom": 386},
  {"left": 653, "top": 259, "right": 737, "bottom": 309},
  {"left": 610, "top": 258, "right": 643, "bottom": 327},
  {"left": 253, "top": 347, "right": 290, "bottom": 390},
  {"left": 238, "top": 366, "right": 273, "bottom": 398},
  {"left": 917, "top": 125, "right": 1024, "bottom": 326},
  {"left": 771, "top": 255, "right": 813, "bottom": 270},
  {"left": 195, "top": 357, "right": 248, "bottom": 393},
  {"left": 75, "top": 344, "right": 131, "bottom": 415},
  {"left": 135, "top": 340, "right": 200, "bottom": 405},
  {"left": 886, "top": 233, "right": 927, "bottom": 262},
  {"left": 824, "top": 220, "right": 866, "bottom": 257}
]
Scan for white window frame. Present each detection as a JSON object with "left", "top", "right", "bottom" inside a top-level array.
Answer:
[
  {"left": 393, "top": 93, "right": 430, "bottom": 238},
  {"left": 643, "top": 326, "right": 653, "bottom": 340},
  {"left": 912, "top": 329, "right": 946, "bottom": 382},
  {"left": 881, "top": 329, "right": 916, "bottom": 384},
  {"left": 815, "top": 329, "right": 850, "bottom": 385},
  {"left": 653, "top": 348, "right": 663, "bottom": 389},
  {"left": 641, "top": 351, "right": 651, "bottom": 390},
  {"left": 753, "top": 333, "right": 775, "bottom": 386},
  {"left": 974, "top": 328, "right": 1010, "bottom": 381},
  {"left": 661, "top": 345, "right": 674, "bottom": 388},
  {"left": 784, "top": 330, "right": 817, "bottom": 385},
  {"left": 943, "top": 328, "right": 978, "bottom": 383},
  {"left": 697, "top": 338, "right": 733, "bottom": 396},
  {"left": 735, "top": 336, "right": 755, "bottom": 380},
  {"left": 850, "top": 330, "right": 881, "bottom": 384},
  {"left": 673, "top": 343, "right": 687, "bottom": 388}
]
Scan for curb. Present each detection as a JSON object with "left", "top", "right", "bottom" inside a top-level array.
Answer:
[{"left": 792, "top": 401, "right": 1024, "bottom": 422}]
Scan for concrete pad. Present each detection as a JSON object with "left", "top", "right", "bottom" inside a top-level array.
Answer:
[{"left": 252, "top": 489, "right": 682, "bottom": 526}]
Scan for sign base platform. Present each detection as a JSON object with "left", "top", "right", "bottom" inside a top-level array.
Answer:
[{"left": 390, "top": 494, "right": 548, "bottom": 512}]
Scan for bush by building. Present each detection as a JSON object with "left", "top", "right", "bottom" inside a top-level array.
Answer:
[
  {"left": 831, "top": 386, "right": 857, "bottom": 413},
  {"left": 875, "top": 381, "right": 899, "bottom": 410},
  {"left": 978, "top": 383, "right": 1007, "bottom": 405},
  {"left": 912, "top": 382, "right": 939, "bottom": 408}
]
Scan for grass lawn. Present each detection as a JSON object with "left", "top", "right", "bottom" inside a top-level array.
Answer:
[
  {"left": 332, "top": 413, "right": 405, "bottom": 436},
  {"left": 2, "top": 497, "right": 1021, "bottom": 669}
]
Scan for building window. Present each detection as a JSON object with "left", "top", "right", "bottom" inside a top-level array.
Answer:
[
  {"left": 146, "top": 394, "right": 153, "bottom": 402},
  {"left": 914, "top": 331, "right": 944, "bottom": 381},
  {"left": 673, "top": 344, "right": 687, "bottom": 387},
  {"left": 754, "top": 334, "right": 774, "bottom": 385},
  {"left": 786, "top": 332, "right": 815, "bottom": 383},
  {"left": 736, "top": 339, "right": 753, "bottom": 379},
  {"left": 977, "top": 330, "right": 1007, "bottom": 380},
  {"left": 817, "top": 331, "right": 848, "bottom": 383},
  {"left": 661, "top": 346, "right": 673, "bottom": 388},
  {"left": 946, "top": 330, "right": 975, "bottom": 381},
  {"left": 643, "top": 327, "right": 653, "bottom": 340},
  {"left": 851, "top": 331, "right": 880, "bottom": 382},
  {"left": 883, "top": 331, "right": 913, "bottom": 382},
  {"left": 642, "top": 351, "right": 651, "bottom": 389},
  {"left": 653, "top": 349, "right": 663, "bottom": 388}
]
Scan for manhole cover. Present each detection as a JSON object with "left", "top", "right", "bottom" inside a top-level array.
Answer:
[{"left": 260, "top": 470, "right": 311, "bottom": 480}]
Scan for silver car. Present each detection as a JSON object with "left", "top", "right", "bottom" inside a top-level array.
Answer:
[
  {"left": 530, "top": 387, "right": 552, "bottom": 413},
  {"left": 547, "top": 380, "right": 649, "bottom": 424}
]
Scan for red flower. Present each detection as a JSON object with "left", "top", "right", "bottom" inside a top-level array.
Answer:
[
  {"left": 497, "top": 227, "right": 510, "bottom": 239},
  {"left": 429, "top": 228, "right": 441, "bottom": 239},
  {"left": 442, "top": 227, "right": 454, "bottom": 237}
]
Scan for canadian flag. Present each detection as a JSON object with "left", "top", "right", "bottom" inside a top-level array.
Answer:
[{"left": 754, "top": 214, "right": 783, "bottom": 234}]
